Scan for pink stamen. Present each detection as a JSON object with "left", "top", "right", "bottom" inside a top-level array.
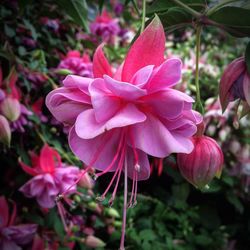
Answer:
[
  {"left": 96, "top": 131, "right": 125, "bottom": 178},
  {"left": 60, "top": 133, "right": 112, "bottom": 197},
  {"left": 133, "top": 171, "right": 138, "bottom": 207},
  {"left": 128, "top": 170, "right": 136, "bottom": 208},
  {"left": 109, "top": 144, "right": 127, "bottom": 206}
]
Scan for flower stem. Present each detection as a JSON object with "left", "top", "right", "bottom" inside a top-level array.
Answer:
[
  {"left": 140, "top": 0, "right": 146, "bottom": 34},
  {"left": 194, "top": 25, "right": 204, "bottom": 114},
  {"left": 119, "top": 156, "right": 128, "bottom": 250},
  {"left": 170, "top": 0, "right": 201, "bottom": 18}
]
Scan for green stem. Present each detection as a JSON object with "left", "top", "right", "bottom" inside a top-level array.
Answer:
[
  {"left": 194, "top": 25, "right": 203, "bottom": 113},
  {"left": 140, "top": 0, "right": 146, "bottom": 34},
  {"left": 170, "top": 0, "right": 201, "bottom": 18}
]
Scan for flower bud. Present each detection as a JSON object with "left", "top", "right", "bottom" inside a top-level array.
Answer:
[
  {"left": 177, "top": 136, "right": 224, "bottom": 189},
  {"left": 85, "top": 235, "right": 106, "bottom": 248},
  {"left": 219, "top": 57, "right": 250, "bottom": 113},
  {"left": 0, "top": 115, "right": 11, "bottom": 146},
  {"left": 0, "top": 97, "right": 21, "bottom": 121},
  {"left": 78, "top": 172, "right": 94, "bottom": 189}
]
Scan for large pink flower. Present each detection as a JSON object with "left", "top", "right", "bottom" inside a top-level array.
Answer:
[
  {"left": 19, "top": 144, "right": 79, "bottom": 208},
  {"left": 46, "top": 16, "right": 201, "bottom": 249}
]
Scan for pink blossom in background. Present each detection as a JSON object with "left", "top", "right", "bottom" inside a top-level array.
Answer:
[
  {"left": 46, "top": 16, "right": 202, "bottom": 249},
  {"left": 0, "top": 196, "right": 37, "bottom": 250},
  {"left": 58, "top": 50, "right": 93, "bottom": 78},
  {"left": 19, "top": 144, "right": 79, "bottom": 208},
  {"left": 90, "top": 10, "right": 120, "bottom": 43}
]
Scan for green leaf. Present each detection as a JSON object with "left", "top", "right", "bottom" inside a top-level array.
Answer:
[
  {"left": 147, "top": 0, "right": 206, "bottom": 15},
  {"left": 209, "top": 7, "right": 250, "bottom": 37},
  {"left": 23, "top": 19, "right": 38, "bottom": 40},
  {"left": 245, "top": 41, "right": 250, "bottom": 74},
  {"left": 226, "top": 192, "right": 244, "bottom": 214},
  {"left": 158, "top": 7, "right": 193, "bottom": 33},
  {"left": 57, "top": 0, "right": 89, "bottom": 32}
]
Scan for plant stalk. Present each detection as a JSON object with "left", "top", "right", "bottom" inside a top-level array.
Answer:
[
  {"left": 140, "top": 0, "right": 146, "bottom": 34},
  {"left": 170, "top": 0, "right": 201, "bottom": 18}
]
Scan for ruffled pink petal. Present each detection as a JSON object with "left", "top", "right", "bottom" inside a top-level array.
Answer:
[
  {"left": 75, "top": 104, "right": 146, "bottom": 139},
  {"left": 131, "top": 114, "right": 194, "bottom": 157},
  {"left": 126, "top": 147, "right": 150, "bottom": 181},
  {"left": 146, "top": 58, "right": 182, "bottom": 92},
  {"left": 130, "top": 65, "right": 154, "bottom": 87},
  {"left": 122, "top": 16, "right": 165, "bottom": 82},
  {"left": 0, "top": 196, "right": 9, "bottom": 228},
  {"left": 89, "top": 79, "right": 121, "bottom": 123},
  {"left": 46, "top": 87, "right": 91, "bottom": 125},
  {"left": 140, "top": 89, "right": 187, "bottom": 120},
  {"left": 63, "top": 75, "right": 93, "bottom": 95},
  {"left": 104, "top": 75, "right": 147, "bottom": 100},
  {"left": 69, "top": 127, "right": 121, "bottom": 172},
  {"left": 93, "top": 44, "right": 113, "bottom": 78}
]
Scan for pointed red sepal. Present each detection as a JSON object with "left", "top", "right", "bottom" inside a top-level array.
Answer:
[
  {"left": 93, "top": 44, "right": 113, "bottom": 78},
  {"left": 122, "top": 15, "right": 165, "bottom": 82}
]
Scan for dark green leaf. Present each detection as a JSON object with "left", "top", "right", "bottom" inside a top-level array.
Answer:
[
  {"left": 245, "top": 41, "right": 250, "bottom": 74},
  {"left": 158, "top": 7, "right": 193, "bottom": 33},
  {"left": 57, "top": 0, "right": 89, "bottom": 32},
  {"left": 226, "top": 192, "right": 244, "bottom": 214},
  {"left": 209, "top": 7, "right": 250, "bottom": 37},
  {"left": 147, "top": 0, "right": 206, "bottom": 15}
]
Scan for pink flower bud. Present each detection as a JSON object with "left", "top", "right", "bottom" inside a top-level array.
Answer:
[
  {"left": 85, "top": 235, "right": 106, "bottom": 248},
  {"left": 0, "top": 97, "right": 21, "bottom": 121},
  {"left": 220, "top": 57, "right": 250, "bottom": 112},
  {"left": 78, "top": 172, "right": 94, "bottom": 189},
  {"left": 0, "top": 115, "right": 11, "bottom": 146},
  {"left": 177, "top": 136, "right": 224, "bottom": 189}
]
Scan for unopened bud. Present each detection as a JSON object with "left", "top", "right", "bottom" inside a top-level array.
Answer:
[
  {"left": 85, "top": 235, "right": 106, "bottom": 248},
  {"left": 0, "top": 115, "right": 11, "bottom": 146},
  {"left": 0, "top": 97, "right": 21, "bottom": 121}
]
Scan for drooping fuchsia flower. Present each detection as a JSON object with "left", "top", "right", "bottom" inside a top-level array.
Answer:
[
  {"left": 57, "top": 50, "right": 93, "bottom": 78},
  {"left": 90, "top": 10, "right": 120, "bottom": 43},
  {"left": 0, "top": 196, "right": 37, "bottom": 250},
  {"left": 19, "top": 144, "right": 80, "bottom": 209},
  {"left": 46, "top": 16, "right": 202, "bottom": 249},
  {"left": 177, "top": 122, "right": 224, "bottom": 189},
  {"left": 220, "top": 57, "right": 250, "bottom": 115}
]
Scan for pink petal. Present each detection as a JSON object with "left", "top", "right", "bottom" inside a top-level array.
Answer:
[
  {"left": 140, "top": 89, "right": 186, "bottom": 120},
  {"left": 93, "top": 44, "right": 113, "bottom": 78},
  {"left": 63, "top": 75, "right": 93, "bottom": 95},
  {"left": 130, "top": 65, "right": 154, "bottom": 87},
  {"left": 131, "top": 114, "right": 194, "bottom": 157},
  {"left": 104, "top": 75, "right": 147, "bottom": 100},
  {"left": 89, "top": 79, "right": 121, "bottom": 123},
  {"left": 122, "top": 15, "right": 165, "bottom": 82},
  {"left": 46, "top": 87, "right": 91, "bottom": 125},
  {"left": 75, "top": 104, "right": 146, "bottom": 139},
  {"left": 146, "top": 58, "right": 182, "bottom": 92},
  {"left": 243, "top": 72, "right": 250, "bottom": 106},
  {"left": 69, "top": 127, "right": 121, "bottom": 172},
  {"left": 126, "top": 147, "right": 150, "bottom": 181},
  {"left": 0, "top": 196, "right": 9, "bottom": 228}
]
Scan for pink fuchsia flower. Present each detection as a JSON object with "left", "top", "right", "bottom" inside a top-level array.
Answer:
[
  {"left": 46, "top": 16, "right": 201, "bottom": 249},
  {"left": 0, "top": 115, "right": 11, "bottom": 146},
  {"left": 90, "top": 10, "right": 120, "bottom": 43},
  {"left": 19, "top": 144, "right": 79, "bottom": 208},
  {"left": 57, "top": 50, "right": 93, "bottom": 78},
  {"left": 177, "top": 123, "right": 224, "bottom": 189},
  {"left": 0, "top": 196, "right": 37, "bottom": 250},
  {"left": 220, "top": 57, "right": 250, "bottom": 114}
]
